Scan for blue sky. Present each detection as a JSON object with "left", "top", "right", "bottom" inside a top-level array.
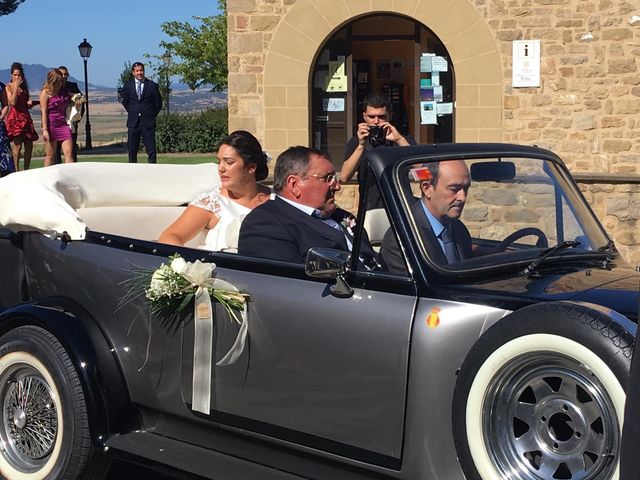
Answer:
[{"left": 0, "top": 0, "right": 221, "bottom": 87}]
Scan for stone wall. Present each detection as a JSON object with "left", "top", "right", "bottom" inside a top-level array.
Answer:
[{"left": 228, "top": 0, "right": 640, "bottom": 265}]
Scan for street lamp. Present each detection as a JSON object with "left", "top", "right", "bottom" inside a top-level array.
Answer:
[
  {"left": 162, "top": 52, "right": 172, "bottom": 115},
  {"left": 77, "top": 38, "right": 93, "bottom": 149}
]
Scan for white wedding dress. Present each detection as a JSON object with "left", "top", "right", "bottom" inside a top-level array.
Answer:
[{"left": 190, "top": 187, "right": 270, "bottom": 252}]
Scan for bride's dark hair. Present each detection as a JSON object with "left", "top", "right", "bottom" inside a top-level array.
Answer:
[{"left": 219, "top": 130, "right": 268, "bottom": 181}]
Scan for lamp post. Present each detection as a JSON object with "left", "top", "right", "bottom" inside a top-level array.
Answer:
[
  {"left": 162, "top": 52, "right": 172, "bottom": 115},
  {"left": 77, "top": 38, "right": 92, "bottom": 149}
]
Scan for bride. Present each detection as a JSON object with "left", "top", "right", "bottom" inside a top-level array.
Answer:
[{"left": 159, "top": 130, "right": 271, "bottom": 251}]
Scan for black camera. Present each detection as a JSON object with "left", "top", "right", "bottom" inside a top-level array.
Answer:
[{"left": 368, "top": 125, "right": 386, "bottom": 147}]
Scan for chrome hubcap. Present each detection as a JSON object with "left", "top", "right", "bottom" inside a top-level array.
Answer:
[
  {"left": 484, "top": 353, "right": 619, "bottom": 480},
  {"left": 0, "top": 367, "right": 57, "bottom": 471}
]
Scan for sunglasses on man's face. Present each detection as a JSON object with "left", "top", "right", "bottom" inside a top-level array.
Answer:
[{"left": 306, "top": 172, "right": 339, "bottom": 185}]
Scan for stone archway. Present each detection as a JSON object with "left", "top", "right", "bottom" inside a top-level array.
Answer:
[{"left": 260, "top": 0, "right": 503, "bottom": 156}]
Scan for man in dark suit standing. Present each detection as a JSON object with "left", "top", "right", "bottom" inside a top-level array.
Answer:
[
  {"left": 121, "top": 62, "right": 162, "bottom": 163},
  {"left": 380, "top": 160, "right": 472, "bottom": 273},
  {"left": 239, "top": 146, "right": 376, "bottom": 267},
  {"left": 54, "top": 66, "right": 81, "bottom": 163}
]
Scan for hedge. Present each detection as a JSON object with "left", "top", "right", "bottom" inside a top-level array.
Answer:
[{"left": 156, "top": 107, "right": 228, "bottom": 153}]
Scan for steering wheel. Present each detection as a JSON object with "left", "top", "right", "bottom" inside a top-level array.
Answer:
[{"left": 495, "top": 227, "right": 548, "bottom": 252}]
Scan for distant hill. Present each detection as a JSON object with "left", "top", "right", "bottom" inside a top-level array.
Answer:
[
  {"left": 0, "top": 63, "right": 227, "bottom": 113},
  {"left": 0, "top": 63, "right": 105, "bottom": 90},
  {"left": 0, "top": 63, "right": 218, "bottom": 92}
]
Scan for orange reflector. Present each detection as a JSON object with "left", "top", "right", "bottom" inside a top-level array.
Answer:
[{"left": 426, "top": 307, "right": 441, "bottom": 328}]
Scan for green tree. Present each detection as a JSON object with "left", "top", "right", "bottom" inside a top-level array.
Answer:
[
  {"left": 116, "top": 62, "right": 133, "bottom": 105},
  {"left": 142, "top": 54, "right": 173, "bottom": 114},
  {"left": 0, "top": 0, "right": 25, "bottom": 16},
  {"left": 158, "top": 0, "right": 227, "bottom": 92}
]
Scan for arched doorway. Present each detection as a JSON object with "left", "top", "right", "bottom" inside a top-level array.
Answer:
[
  {"left": 257, "top": 0, "right": 503, "bottom": 159},
  {"left": 310, "top": 14, "right": 454, "bottom": 166}
]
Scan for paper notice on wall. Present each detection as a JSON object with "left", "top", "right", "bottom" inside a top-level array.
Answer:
[
  {"left": 431, "top": 71, "right": 440, "bottom": 86},
  {"left": 420, "top": 55, "right": 433, "bottom": 73},
  {"left": 512, "top": 40, "right": 541, "bottom": 87},
  {"left": 433, "top": 85, "right": 443, "bottom": 102},
  {"left": 325, "top": 60, "right": 347, "bottom": 92},
  {"left": 326, "top": 75, "right": 347, "bottom": 92},
  {"left": 420, "top": 87, "right": 434, "bottom": 101},
  {"left": 420, "top": 101, "right": 437, "bottom": 124},
  {"left": 324, "top": 98, "right": 345, "bottom": 112},
  {"left": 437, "top": 102, "right": 453, "bottom": 115},
  {"left": 391, "top": 60, "right": 404, "bottom": 82},
  {"left": 432, "top": 56, "right": 448, "bottom": 72}
]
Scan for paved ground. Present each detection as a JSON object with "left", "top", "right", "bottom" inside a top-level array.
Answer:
[{"left": 107, "top": 460, "right": 183, "bottom": 479}]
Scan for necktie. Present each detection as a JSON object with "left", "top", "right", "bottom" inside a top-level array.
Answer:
[
  {"left": 440, "top": 224, "right": 460, "bottom": 264},
  {"left": 313, "top": 211, "right": 353, "bottom": 250},
  {"left": 136, "top": 82, "right": 142, "bottom": 100}
]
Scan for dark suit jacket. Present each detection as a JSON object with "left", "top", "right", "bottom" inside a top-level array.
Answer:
[
  {"left": 122, "top": 78, "right": 162, "bottom": 128},
  {"left": 380, "top": 199, "right": 472, "bottom": 273},
  {"left": 238, "top": 197, "right": 376, "bottom": 265},
  {"left": 65, "top": 81, "right": 84, "bottom": 119},
  {"left": 66, "top": 81, "right": 81, "bottom": 95}
]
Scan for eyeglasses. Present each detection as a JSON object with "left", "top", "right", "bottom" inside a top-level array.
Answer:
[{"left": 306, "top": 172, "right": 339, "bottom": 185}]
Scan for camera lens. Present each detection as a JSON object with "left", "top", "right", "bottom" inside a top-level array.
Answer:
[{"left": 368, "top": 126, "right": 385, "bottom": 146}]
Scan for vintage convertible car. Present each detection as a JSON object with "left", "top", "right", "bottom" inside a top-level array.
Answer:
[{"left": 0, "top": 143, "right": 637, "bottom": 480}]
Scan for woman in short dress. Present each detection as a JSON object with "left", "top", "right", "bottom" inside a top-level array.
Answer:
[
  {"left": 159, "top": 131, "right": 272, "bottom": 251},
  {"left": 39, "top": 69, "right": 73, "bottom": 166},
  {"left": 0, "top": 81, "right": 14, "bottom": 176},
  {"left": 4, "top": 62, "right": 37, "bottom": 171}
]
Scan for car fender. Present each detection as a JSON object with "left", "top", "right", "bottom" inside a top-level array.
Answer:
[
  {"left": 401, "top": 298, "right": 635, "bottom": 480},
  {"left": 0, "top": 298, "right": 137, "bottom": 447}
]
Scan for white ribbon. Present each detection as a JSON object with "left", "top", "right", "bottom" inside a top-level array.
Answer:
[{"left": 176, "top": 259, "right": 249, "bottom": 414}]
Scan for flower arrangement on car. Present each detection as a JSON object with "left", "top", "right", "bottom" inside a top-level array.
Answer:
[
  {"left": 123, "top": 254, "right": 250, "bottom": 413},
  {"left": 143, "top": 255, "right": 248, "bottom": 317}
]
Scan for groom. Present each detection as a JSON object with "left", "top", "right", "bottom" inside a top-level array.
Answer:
[
  {"left": 121, "top": 62, "right": 162, "bottom": 163},
  {"left": 238, "top": 146, "right": 377, "bottom": 267}
]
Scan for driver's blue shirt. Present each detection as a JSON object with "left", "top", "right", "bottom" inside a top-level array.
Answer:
[{"left": 420, "top": 200, "right": 447, "bottom": 254}]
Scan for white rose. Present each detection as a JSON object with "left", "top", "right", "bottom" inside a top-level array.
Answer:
[
  {"left": 151, "top": 269, "right": 164, "bottom": 288},
  {"left": 170, "top": 257, "right": 187, "bottom": 275}
]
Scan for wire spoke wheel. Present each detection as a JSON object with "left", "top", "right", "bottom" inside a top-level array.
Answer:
[
  {"left": 0, "top": 326, "right": 110, "bottom": 480},
  {"left": 1, "top": 367, "right": 58, "bottom": 471},
  {"left": 484, "top": 353, "right": 618, "bottom": 480}
]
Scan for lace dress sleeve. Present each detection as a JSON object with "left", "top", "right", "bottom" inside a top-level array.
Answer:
[{"left": 189, "top": 189, "right": 222, "bottom": 219}]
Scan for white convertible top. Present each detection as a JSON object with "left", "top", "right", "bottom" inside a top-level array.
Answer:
[{"left": 0, "top": 162, "right": 219, "bottom": 240}]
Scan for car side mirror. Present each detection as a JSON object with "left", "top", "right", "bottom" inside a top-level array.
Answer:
[{"left": 305, "top": 248, "right": 353, "bottom": 298}]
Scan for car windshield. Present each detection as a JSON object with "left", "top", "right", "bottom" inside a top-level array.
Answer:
[{"left": 395, "top": 155, "right": 611, "bottom": 271}]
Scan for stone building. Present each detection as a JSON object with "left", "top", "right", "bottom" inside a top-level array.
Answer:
[{"left": 226, "top": 0, "right": 640, "bottom": 263}]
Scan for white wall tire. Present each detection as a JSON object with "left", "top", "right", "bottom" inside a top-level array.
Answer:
[
  {"left": 0, "top": 351, "right": 64, "bottom": 480},
  {"left": 0, "top": 326, "right": 108, "bottom": 480},
  {"left": 452, "top": 302, "right": 633, "bottom": 480}
]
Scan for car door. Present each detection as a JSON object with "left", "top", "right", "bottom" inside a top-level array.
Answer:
[{"left": 179, "top": 261, "right": 417, "bottom": 463}]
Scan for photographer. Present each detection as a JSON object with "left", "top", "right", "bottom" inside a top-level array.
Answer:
[{"left": 342, "top": 92, "right": 416, "bottom": 210}]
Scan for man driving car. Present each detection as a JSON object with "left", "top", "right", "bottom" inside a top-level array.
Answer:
[{"left": 380, "top": 160, "right": 472, "bottom": 273}]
